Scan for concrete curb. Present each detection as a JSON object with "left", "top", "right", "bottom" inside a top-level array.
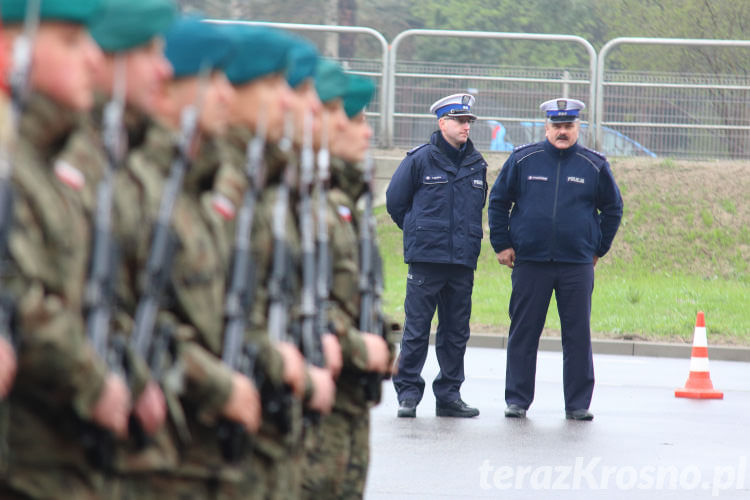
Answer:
[{"left": 392, "top": 333, "right": 750, "bottom": 362}]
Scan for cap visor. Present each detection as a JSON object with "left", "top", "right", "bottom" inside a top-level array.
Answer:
[
  {"left": 444, "top": 111, "right": 477, "bottom": 119},
  {"left": 549, "top": 115, "right": 577, "bottom": 123}
]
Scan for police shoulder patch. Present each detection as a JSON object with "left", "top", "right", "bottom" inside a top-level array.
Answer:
[
  {"left": 406, "top": 143, "right": 429, "bottom": 156},
  {"left": 512, "top": 142, "right": 537, "bottom": 153},
  {"left": 581, "top": 146, "right": 607, "bottom": 161}
]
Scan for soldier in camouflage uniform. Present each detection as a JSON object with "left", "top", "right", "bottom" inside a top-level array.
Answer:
[
  {"left": 55, "top": 1, "right": 184, "bottom": 498},
  {"left": 301, "top": 62, "right": 394, "bottom": 500},
  {"left": 110, "top": 17, "right": 262, "bottom": 498},
  {"left": 0, "top": 1, "right": 134, "bottom": 498},
  {"left": 214, "top": 25, "right": 337, "bottom": 500}
]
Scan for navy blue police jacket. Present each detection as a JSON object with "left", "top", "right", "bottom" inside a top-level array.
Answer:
[
  {"left": 488, "top": 139, "right": 623, "bottom": 264},
  {"left": 386, "top": 131, "right": 488, "bottom": 270}
]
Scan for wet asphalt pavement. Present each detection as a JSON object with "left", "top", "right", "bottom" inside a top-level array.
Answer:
[{"left": 365, "top": 345, "right": 750, "bottom": 499}]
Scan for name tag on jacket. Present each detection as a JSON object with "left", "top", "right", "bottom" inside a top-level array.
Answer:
[{"left": 423, "top": 174, "right": 447, "bottom": 184}]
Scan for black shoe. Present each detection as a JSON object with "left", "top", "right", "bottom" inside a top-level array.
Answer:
[
  {"left": 565, "top": 409, "right": 594, "bottom": 421},
  {"left": 436, "top": 398, "right": 479, "bottom": 418},
  {"left": 397, "top": 399, "right": 417, "bottom": 418},
  {"left": 504, "top": 404, "right": 527, "bottom": 418}
]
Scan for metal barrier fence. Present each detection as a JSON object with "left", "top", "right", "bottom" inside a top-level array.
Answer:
[
  {"left": 387, "top": 29, "right": 597, "bottom": 152},
  {"left": 205, "top": 21, "right": 750, "bottom": 159},
  {"left": 597, "top": 38, "right": 750, "bottom": 160}
]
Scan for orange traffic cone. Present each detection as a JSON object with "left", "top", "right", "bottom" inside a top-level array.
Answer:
[{"left": 675, "top": 311, "right": 723, "bottom": 399}]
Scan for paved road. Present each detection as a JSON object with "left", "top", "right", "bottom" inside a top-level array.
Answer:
[{"left": 365, "top": 346, "right": 750, "bottom": 499}]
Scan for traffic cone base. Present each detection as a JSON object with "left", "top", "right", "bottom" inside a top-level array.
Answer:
[
  {"left": 675, "top": 311, "right": 723, "bottom": 400},
  {"left": 675, "top": 372, "right": 723, "bottom": 399}
]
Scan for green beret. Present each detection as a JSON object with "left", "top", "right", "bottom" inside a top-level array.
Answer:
[
  {"left": 1, "top": 0, "right": 101, "bottom": 25},
  {"left": 314, "top": 59, "right": 348, "bottom": 104},
  {"left": 222, "top": 25, "right": 293, "bottom": 86},
  {"left": 90, "top": 0, "right": 176, "bottom": 53},
  {"left": 343, "top": 73, "right": 375, "bottom": 119},
  {"left": 285, "top": 36, "right": 318, "bottom": 89},
  {"left": 164, "top": 17, "right": 235, "bottom": 79}
]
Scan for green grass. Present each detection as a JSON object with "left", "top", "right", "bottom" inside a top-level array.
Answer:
[{"left": 374, "top": 158, "right": 750, "bottom": 345}]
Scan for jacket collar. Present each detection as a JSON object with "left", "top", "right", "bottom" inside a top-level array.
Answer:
[
  {"left": 92, "top": 92, "right": 152, "bottom": 152},
  {"left": 330, "top": 156, "right": 366, "bottom": 201},
  {"left": 428, "top": 130, "right": 483, "bottom": 176},
  {"left": 543, "top": 139, "right": 580, "bottom": 158},
  {"left": 20, "top": 92, "right": 82, "bottom": 162},
  {"left": 139, "top": 120, "right": 221, "bottom": 195}
]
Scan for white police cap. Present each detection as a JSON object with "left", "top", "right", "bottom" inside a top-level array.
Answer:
[
  {"left": 540, "top": 98, "right": 585, "bottom": 122},
  {"left": 430, "top": 93, "right": 477, "bottom": 119}
]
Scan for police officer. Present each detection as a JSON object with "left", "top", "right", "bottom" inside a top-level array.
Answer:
[
  {"left": 0, "top": 1, "right": 134, "bottom": 498},
  {"left": 488, "top": 98, "right": 623, "bottom": 421},
  {"left": 387, "top": 93, "right": 487, "bottom": 418}
]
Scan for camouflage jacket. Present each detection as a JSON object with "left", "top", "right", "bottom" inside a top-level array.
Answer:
[
  {"left": 217, "top": 125, "right": 305, "bottom": 461},
  {"left": 115, "top": 121, "right": 242, "bottom": 481},
  {"left": 325, "top": 157, "right": 388, "bottom": 414},
  {"left": 3, "top": 93, "right": 109, "bottom": 483},
  {"left": 57, "top": 100, "right": 179, "bottom": 474}
]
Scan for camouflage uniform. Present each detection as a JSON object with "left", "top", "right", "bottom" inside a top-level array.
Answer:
[
  {"left": 0, "top": 93, "right": 110, "bottom": 499},
  {"left": 113, "top": 120, "right": 246, "bottom": 498},
  {"left": 302, "top": 157, "right": 395, "bottom": 500},
  {"left": 57, "top": 99, "right": 182, "bottom": 499},
  {"left": 217, "top": 125, "right": 307, "bottom": 500}
]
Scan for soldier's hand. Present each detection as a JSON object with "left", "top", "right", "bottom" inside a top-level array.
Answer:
[
  {"left": 223, "top": 372, "right": 261, "bottom": 434},
  {"left": 593, "top": 255, "right": 599, "bottom": 267},
  {"left": 133, "top": 380, "right": 167, "bottom": 435},
  {"left": 276, "top": 341, "right": 306, "bottom": 398},
  {"left": 362, "top": 333, "right": 390, "bottom": 374},
  {"left": 321, "top": 333, "right": 342, "bottom": 379},
  {"left": 0, "top": 337, "right": 17, "bottom": 398},
  {"left": 496, "top": 248, "right": 515, "bottom": 269},
  {"left": 306, "top": 365, "right": 335, "bottom": 414},
  {"left": 92, "top": 373, "right": 131, "bottom": 439}
]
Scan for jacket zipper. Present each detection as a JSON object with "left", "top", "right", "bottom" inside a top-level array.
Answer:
[
  {"left": 551, "top": 156, "right": 562, "bottom": 260},
  {"left": 449, "top": 174, "right": 455, "bottom": 260}
]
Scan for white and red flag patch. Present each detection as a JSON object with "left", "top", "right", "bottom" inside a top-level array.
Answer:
[{"left": 54, "top": 160, "right": 85, "bottom": 191}]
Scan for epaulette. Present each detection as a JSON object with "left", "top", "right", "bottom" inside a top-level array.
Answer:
[
  {"left": 581, "top": 145, "right": 607, "bottom": 161},
  {"left": 406, "top": 143, "right": 429, "bottom": 156},
  {"left": 512, "top": 142, "right": 537, "bottom": 153}
]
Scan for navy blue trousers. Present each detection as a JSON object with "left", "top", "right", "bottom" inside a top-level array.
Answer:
[
  {"left": 393, "top": 262, "right": 474, "bottom": 404},
  {"left": 505, "top": 261, "right": 595, "bottom": 411}
]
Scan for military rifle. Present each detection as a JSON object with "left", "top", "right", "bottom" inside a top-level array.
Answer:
[
  {"left": 358, "top": 154, "right": 386, "bottom": 402},
  {"left": 216, "top": 110, "right": 268, "bottom": 463},
  {"left": 264, "top": 112, "right": 298, "bottom": 434},
  {"left": 298, "top": 111, "right": 324, "bottom": 425},
  {"left": 130, "top": 68, "right": 208, "bottom": 407},
  {"left": 314, "top": 112, "right": 332, "bottom": 364},
  {"left": 79, "top": 56, "right": 129, "bottom": 470},
  {"left": 85, "top": 57, "right": 127, "bottom": 364},
  {"left": 299, "top": 111, "right": 324, "bottom": 369}
]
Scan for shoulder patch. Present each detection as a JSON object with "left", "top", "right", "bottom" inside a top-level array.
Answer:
[
  {"left": 406, "top": 143, "right": 429, "bottom": 156},
  {"left": 54, "top": 160, "right": 85, "bottom": 191},
  {"left": 512, "top": 142, "right": 538, "bottom": 153},
  {"left": 337, "top": 205, "right": 352, "bottom": 222},
  {"left": 211, "top": 193, "right": 236, "bottom": 220},
  {"left": 581, "top": 146, "right": 607, "bottom": 161}
]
